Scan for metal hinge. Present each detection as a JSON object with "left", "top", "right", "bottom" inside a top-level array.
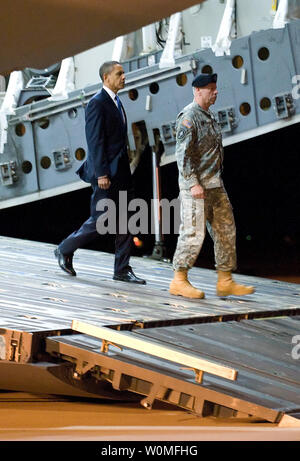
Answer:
[
  {"left": 161, "top": 122, "right": 176, "bottom": 144},
  {"left": 273, "top": 93, "right": 295, "bottom": 119},
  {"left": 216, "top": 107, "right": 236, "bottom": 133},
  {"left": 52, "top": 148, "right": 72, "bottom": 171},
  {"left": 0, "top": 161, "right": 18, "bottom": 186}
]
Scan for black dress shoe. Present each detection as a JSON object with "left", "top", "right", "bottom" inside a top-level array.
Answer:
[
  {"left": 113, "top": 266, "right": 146, "bottom": 284},
  {"left": 54, "top": 248, "right": 76, "bottom": 276}
]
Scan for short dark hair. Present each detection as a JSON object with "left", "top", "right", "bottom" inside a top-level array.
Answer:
[{"left": 99, "top": 61, "right": 120, "bottom": 81}]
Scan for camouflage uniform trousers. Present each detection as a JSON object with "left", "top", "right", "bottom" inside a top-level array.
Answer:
[{"left": 172, "top": 186, "right": 237, "bottom": 272}]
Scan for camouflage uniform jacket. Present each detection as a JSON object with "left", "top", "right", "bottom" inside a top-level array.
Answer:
[{"left": 175, "top": 101, "right": 224, "bottom": 190}]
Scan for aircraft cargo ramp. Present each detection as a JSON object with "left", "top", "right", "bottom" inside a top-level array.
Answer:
[{"left": 0, "top": 236, "right": 299, "bottom": 427}]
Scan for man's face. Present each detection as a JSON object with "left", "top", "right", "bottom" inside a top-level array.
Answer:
[
  {"left": 104, "top": 64, "right": 125, "bottom": 93},
  {"left": 196, "top": 82, "right": 218, "bottom": 108}
]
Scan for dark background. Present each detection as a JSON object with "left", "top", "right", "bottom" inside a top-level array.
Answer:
[{"left": 0, "top": 122, "right": 299, "bottom": 281}]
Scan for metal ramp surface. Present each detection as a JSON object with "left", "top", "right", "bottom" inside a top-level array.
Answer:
[{"left": 0, "top": 236, "right": 299, "bottom": 426}]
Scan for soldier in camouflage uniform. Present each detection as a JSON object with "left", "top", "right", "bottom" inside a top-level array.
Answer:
[{"left": 170, "top": 73, "right": 255, "bottom": 298}]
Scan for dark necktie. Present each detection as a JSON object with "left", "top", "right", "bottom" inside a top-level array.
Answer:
[{"left": 115, "top": 94, "right": 125, "bottom": 123}]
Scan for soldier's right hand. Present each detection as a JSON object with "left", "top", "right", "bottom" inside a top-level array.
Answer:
[{"left": 190, "top": 184, "right": 205, "bottom": 199}]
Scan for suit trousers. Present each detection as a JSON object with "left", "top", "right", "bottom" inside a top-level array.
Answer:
[{"left": 58, "top": 179, "right": 134, "bottom": 275}]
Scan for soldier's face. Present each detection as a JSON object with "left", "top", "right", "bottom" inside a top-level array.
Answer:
[
  {"left": 195, "top": 83, "right": 218, "bottom": 108},
  {"left": 104, "top": 64, "right": 125, "bottom": 93}
]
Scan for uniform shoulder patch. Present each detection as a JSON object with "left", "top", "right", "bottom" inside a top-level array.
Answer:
[
  {"left": 182, "top": 119, "right": 193, "bottom": 129},
  {"left": 177, "top": 127, "right": 189, "bottom": 141}
]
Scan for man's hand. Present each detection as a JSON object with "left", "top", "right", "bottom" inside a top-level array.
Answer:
[
  {"left": 98, "top": 176, "right": 111, "bottom": 190},
  {"left": 190, "top": 184, "right": 205, "bottom": 199}
]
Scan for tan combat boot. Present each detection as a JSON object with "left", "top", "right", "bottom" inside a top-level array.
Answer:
[
  {"left": 169, "top": 270, "right": 205, "bottom": 299},
  {"left": 216, "top": 270, "right": 255, "bottom": 297}
]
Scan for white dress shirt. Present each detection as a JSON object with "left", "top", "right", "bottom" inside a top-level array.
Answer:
[{"left": 103, "top": 85, "right": 125, "bottom": 122}]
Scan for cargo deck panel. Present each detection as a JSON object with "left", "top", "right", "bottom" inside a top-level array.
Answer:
[{"left": 0, "top": 236, "right": 299, "bottom": 426}]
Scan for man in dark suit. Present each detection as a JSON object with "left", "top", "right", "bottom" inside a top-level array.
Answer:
[{"left": 54, "top": 61, "right": 146, "bottom": 284}]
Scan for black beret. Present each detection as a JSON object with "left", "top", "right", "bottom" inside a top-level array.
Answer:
[{"left": 192, "top": 73, "right": 217, "bottom": 87}]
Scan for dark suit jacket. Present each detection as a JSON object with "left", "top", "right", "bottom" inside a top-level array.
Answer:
[{"left": 76, "top": 88, "right": 131, "bottom": 186}]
